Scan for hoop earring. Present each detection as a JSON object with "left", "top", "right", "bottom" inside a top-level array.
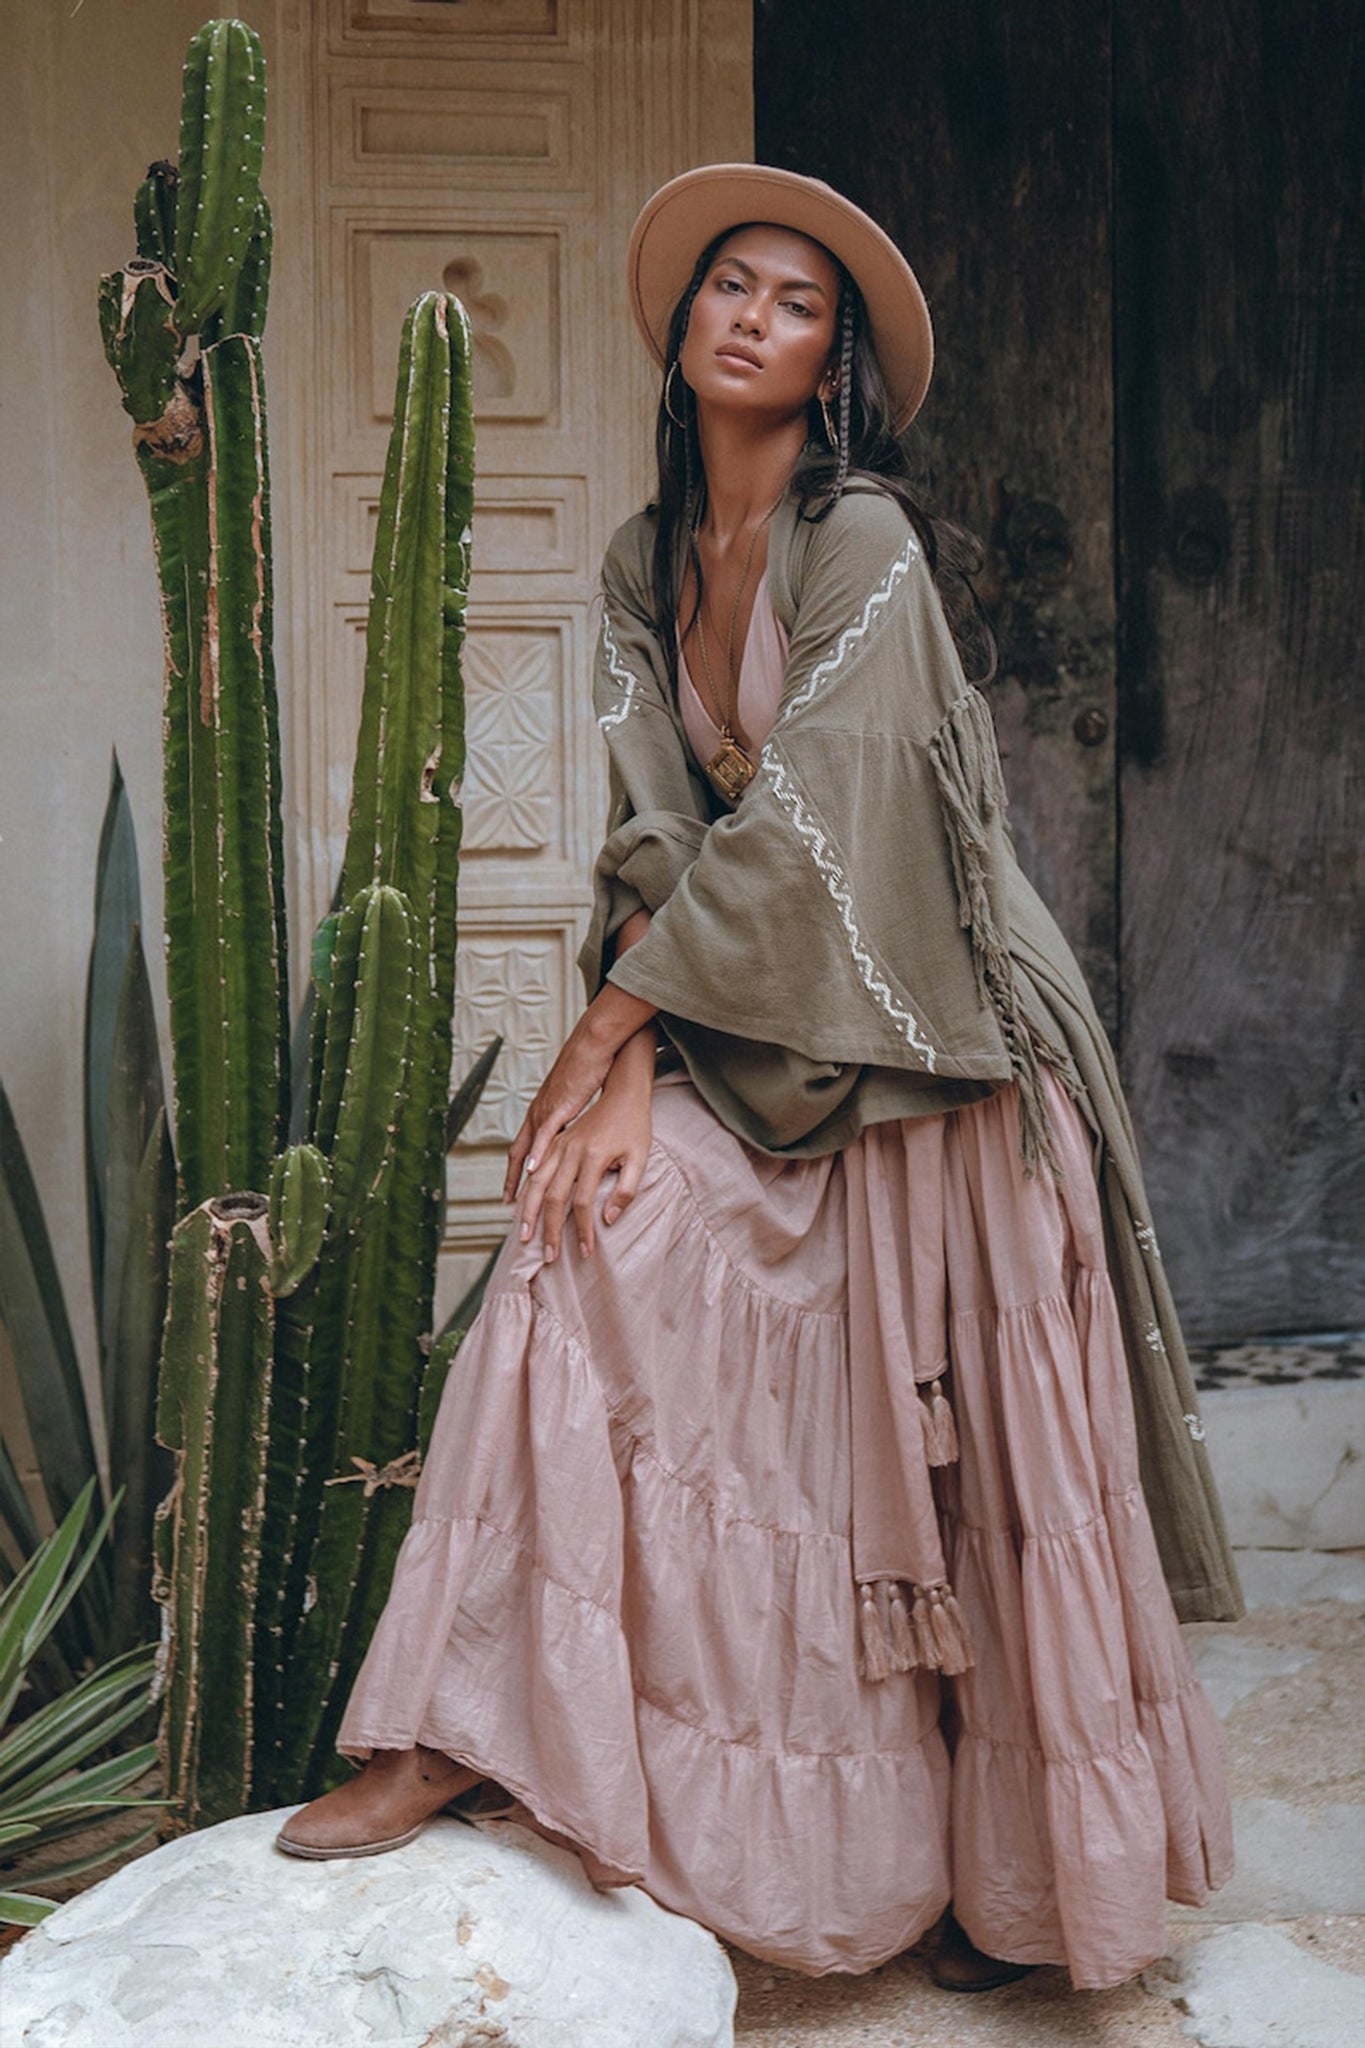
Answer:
[
  {"left": 665, "top": 362, "right": 687, "bottom": 429},
  {"left": 819, "top": 393, "right": 837, "bottom": 447}
]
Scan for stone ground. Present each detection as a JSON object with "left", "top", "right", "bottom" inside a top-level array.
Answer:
[{"left": 725, "top": 1559, "right": 1365, "bottom": 2046}]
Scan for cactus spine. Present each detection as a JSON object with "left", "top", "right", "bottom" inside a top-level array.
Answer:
[{"left": 105, "top": 23, "right": 482, "bottom": 1826}]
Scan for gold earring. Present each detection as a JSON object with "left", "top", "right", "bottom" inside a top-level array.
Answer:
[
  {"left": 665, "top": 362, "right": 687, "bottom": 428},
  {"left": 819, "top": 393, "right": 837, "bottom": 447}
]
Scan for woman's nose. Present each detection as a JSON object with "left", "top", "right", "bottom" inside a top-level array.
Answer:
[{"left": 732, "top": 300, "right": 763, "bottom": 335}]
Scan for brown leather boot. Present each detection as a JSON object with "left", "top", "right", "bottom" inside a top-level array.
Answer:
[
  {"left": 925, "top": 1910, "right": 1037, "bottom": 1992},
  {"left": 275, "top": 1745, "right": 480, "bottom": 1860}
]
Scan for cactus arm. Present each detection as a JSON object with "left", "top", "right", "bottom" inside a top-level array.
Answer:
[
  {"left": 134, "top": 161, "right": 178, "bottom": 269},
  {"left": 172, "top": 20, "right": 265, "bottom": 336},
  {"left": 204, "top": 194, "right": 271, "bottom": 347},
  {"left": 327, "top": 887, "right": 414, "bottom": 1234},
  {"left": 155, "top": 1195, "right": 272, "bottom": 1829},
  {"left": 99, "top": 267, "right": 182, "bottom": 432},
  {"left": 267, "top": 1146, "right": 330, "bottom": 1298}
]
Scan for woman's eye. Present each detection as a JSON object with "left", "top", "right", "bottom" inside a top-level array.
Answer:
[{"left": 783, "top": 300, "right": 813, "bottom": 318}]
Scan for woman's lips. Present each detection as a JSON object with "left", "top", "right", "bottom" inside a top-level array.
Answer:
[{"left": 715, "top": 345, "right": 761, "bottom": 367}]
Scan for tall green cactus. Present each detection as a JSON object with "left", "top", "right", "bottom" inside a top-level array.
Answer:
[
  {"left": 100, "top": 16, "right": 287, "bottom": 1215},
  {"left": 261, "top": 296, "right": 473, "bottom": 1800},
  {"left": 104, "top": 23, "right": 484, "bottom": 1827}
]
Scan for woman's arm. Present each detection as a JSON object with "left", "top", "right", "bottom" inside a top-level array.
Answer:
[{"left": 501, "top": 909, "right": 659, "bottom": 1258}]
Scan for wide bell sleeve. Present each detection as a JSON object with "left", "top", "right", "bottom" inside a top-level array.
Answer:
[{"left": 604, "top": 494, "right": 1013, "bottom": 1078}]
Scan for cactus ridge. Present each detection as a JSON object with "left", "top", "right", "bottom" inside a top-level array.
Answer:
[{"left": 267, "top": 1145, "right": 329, "bottom": 1297}]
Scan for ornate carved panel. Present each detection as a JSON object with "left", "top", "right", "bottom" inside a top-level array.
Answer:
[{"left": 333, "top": 83, "right": 580, "bottom": 189}]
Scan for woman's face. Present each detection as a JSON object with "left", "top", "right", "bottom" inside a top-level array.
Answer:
[{"left": 677, "top": 223, "right": 841, "bottom": 424}]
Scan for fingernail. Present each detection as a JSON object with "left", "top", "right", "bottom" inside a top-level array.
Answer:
[
  {"left": 527, "top": 1156, "right": 538, "bottom": 1173},
  {"left": 578, "top": 1241, "right": 588, "bottom": 1258},
  {"left": 546, "top": 1245, "right": 557, "bottom": 1262},
  {"left": 604, "top": 1209, "right": 617, "bottom": 1225},
  {"left": 520, "top": 1223, "right": 530, "bottom": 1241}
]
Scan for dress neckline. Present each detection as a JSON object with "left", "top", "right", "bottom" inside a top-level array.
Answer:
[{"left": 677, "top": 569, "right": 771, "bottom": 751}]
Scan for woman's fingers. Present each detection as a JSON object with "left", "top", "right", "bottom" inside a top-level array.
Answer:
[{"left": 602, "top": 1142, "right": 647, "bottom": 1227}]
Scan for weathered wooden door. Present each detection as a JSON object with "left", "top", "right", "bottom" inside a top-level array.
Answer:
[{"left": 757, "top": 0, "right": 1363, "bottom": 1340}]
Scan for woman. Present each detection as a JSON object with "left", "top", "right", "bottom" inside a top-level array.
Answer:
[{"left": 278, "top": 165, "right": 1239, "bottom": 1994}]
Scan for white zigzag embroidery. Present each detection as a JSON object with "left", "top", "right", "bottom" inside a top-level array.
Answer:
[
  {"left": 597, "top": 605, "right": 638, "bottom": 732},
  {"left": 762, "top": 754, "right": 938, "bottom": 1067},
  {"left": 765, "top": 528, "right": 921, "bottom": 743}
]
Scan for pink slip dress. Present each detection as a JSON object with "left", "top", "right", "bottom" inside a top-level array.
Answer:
[{"left": 338, "top": 574, "right": 1232, "bottom": 1987}]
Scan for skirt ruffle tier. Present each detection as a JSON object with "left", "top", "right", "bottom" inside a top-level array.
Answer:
[{"left": 339, "top": 1066, "right": 1231, "bottom": 1986}]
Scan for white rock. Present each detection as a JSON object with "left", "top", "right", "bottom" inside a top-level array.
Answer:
[
  {"left": 1171, "top": 1800, "right": 1365, "bottom": 1920},
  {"left": 1202, "top": 1385, "right": 1365, "bottom": 1551},
  {"left": 1189, "top": 1635, "right": 1317, "bottom": 1719},
  {"left": 1143, "top": 1923, "right": 1365, "bottom": 2048},
  {"left": 0, "top": 1811, "right": 737, "bottom": 2048}
]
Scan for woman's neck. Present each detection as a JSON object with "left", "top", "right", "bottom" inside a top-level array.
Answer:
[{"left": 693, "top": 408, "right": 806, "bottom": 544}]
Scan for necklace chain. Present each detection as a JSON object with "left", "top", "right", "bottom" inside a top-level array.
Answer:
[{"left": 689, "top": 493, "right": 783, "bottom": 747}]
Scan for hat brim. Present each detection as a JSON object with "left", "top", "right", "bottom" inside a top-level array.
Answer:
[{"left": 627, "top": 163, "right": 933, "bottom": 432}]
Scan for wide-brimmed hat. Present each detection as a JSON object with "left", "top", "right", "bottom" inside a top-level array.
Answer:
[{"left": 627, "top": 163, "right": 934, "bottom": 431}]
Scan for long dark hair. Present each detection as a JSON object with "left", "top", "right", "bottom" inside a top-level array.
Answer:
[{"left": 648, "top": 226, "right": 996, "bottom": 688}]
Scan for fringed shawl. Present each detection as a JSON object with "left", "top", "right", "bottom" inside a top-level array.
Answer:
[{"left": 578, "top": 481, "right": 1244, "bottom": 1630}]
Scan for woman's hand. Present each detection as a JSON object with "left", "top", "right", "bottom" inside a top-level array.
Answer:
[
  {"left": 502, "top": 982, "right": 657, "bottom": 1206},
  {"left": 513, "top": 1030, "right": 655, "bottom": 1260}
]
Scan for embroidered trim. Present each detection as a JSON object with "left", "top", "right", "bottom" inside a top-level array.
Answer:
[
  {"left": 1143, "top": 1322, "right": 1165, "bottom": 1352},
  {"left": 1135, "top": 1220, "right": 1162, "bottom": 1259},
  {"left": 597, "top": 604, "right": 638, "bottom": 732},
  {"left": 761, "top": 753, "right": 938, "bottom": 1066},
  {"left": 1183, "top": 1412, "right": 1207, "bottom": 1443},
  {"left": 766, "top": 529, "right": 921, "bottom": 739}
]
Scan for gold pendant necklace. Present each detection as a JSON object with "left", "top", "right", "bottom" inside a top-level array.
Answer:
[{"left": 689, "top": 494, "right": 782, "bottom": 803}]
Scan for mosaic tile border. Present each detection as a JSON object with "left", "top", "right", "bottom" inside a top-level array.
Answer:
[{"left": 1190, "top": 1332, "right": 1365, "bottom": 1393}]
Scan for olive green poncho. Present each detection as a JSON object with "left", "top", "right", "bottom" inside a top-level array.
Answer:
[{"left": 578, "top": 483, "right": 1242, "bottom": 1625}]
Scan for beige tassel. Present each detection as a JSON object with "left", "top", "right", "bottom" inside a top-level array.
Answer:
[
  {"left": 910, "top": 1586, "right": 940, "bottom": 1668},
  {"left": 887, "top": 1583, "right": 919, "bottom": 1671},
  {"left": 922, "top": 1379, "right": 959, "bottom": 1466},
  {"left": 858, "top": 1582, "right": 892, "bottom": 1682},
  {"left": 927, "top": 1586, "right": 974, "bottom": 1675}
]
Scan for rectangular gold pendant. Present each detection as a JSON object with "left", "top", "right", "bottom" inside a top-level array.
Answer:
[{"left": 706, "top": 738, "right": 756, "bottom": 803}]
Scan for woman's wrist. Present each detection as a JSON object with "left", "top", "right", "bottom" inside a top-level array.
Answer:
[
  {"left": 584, "top": 980, "right": 657, "bottom": 1056},
  {"left": 602, "top": 1022, "right": 658, "bottom": 1097}
]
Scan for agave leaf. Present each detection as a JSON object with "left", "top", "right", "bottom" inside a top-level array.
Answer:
[
  {"left": 0, "top": 1434, "right": 41, "bottom": 1564},
  {"left": 434, "top": 1242, "right": 500, "bottom": 1346},
  {"left": 0, "top": 1821, "right": 40, "bottom": 1849},
  {"left": 84, "top": 752, "right": 145, "bottom": 1337},
  {"left": 100, "top": 937, "right": 168, "bottom": 1382},
  {"left": 0, "top": 1484, "right": 117, "bottom": 1725},
  {"left": 0, "top": 1742, "right": 160, "bottom": 1826},
  {"left": 104, "top": 1108, "right": 175, "bottom": 1658},
  {"left": 0, "top": 1089, "right": 103, "bottom": 1552},
  {"left": 0, "top": 1646, "right": 154, "bottom": 1800},
  {"left": 12, "top": 1819, "right": 159, "bottom": 1891},
  {"left": 0, "top": 1889, "right": 57, "bottom": 1926},
  {"left": 445, "top": 1035, "right": 501, "bottom": 1151}
]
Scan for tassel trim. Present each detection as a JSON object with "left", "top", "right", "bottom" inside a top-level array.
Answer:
[
  {"left": 928, "top": 687, "right": 1071, "bottom": 1180},
  {"left": 921, "top": 1377, "right": 959, "bottom": 1466},
  {"left": 856, "top": 1576, "right": 974, "bottom": 1681}
]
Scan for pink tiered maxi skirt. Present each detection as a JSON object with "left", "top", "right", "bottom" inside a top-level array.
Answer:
[{"left": 339, "top": 1064, "right": 1232, "bottom": 1988}]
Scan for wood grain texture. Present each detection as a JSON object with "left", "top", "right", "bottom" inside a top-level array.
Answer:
[
  {"left": 755, "top": 0, "right": 1119, "bottom": 1023},
  {"left": 1114, "top": 0, "right": 1365, "bottom": 1335}
]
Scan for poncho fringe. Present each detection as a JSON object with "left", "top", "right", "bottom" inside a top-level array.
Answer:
[{"left": 929, "top": 685, "right": 1068, "bottom": 1180}]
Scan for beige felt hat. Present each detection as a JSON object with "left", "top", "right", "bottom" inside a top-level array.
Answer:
[{"left": 627, "top": 163, "right": 934, "bottom": 431}]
